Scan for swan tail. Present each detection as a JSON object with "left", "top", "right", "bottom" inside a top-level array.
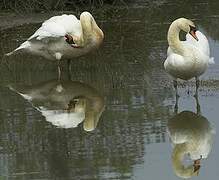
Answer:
[
  {"left": 209, "top": 57, "right": 215, "bottom": 64},
  {"left": 5, "top": 41, "right": 30, "bottom": 56},
  {"left": 5, "top": 51, "right": 14, "bottom": 56}
]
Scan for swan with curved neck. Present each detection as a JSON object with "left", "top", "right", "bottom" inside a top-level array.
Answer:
[
  {"left": 164, "top": 18, "right": 213, "bottom": 96},
  {"left": 6, "top": 12, "right": 104, "bottom": 80},
  {"left": 167, "top": 18, "right": 197, "bottom": 55},
  {"left": 168, "top": 111, "right": 215, "bottom": 179},
  {"left": 8, "top": 80, "right": 105, "bottom": 131}
]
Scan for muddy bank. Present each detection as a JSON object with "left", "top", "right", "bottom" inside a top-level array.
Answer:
[{"left": 0, "top": 12, "right": 73, "bottom": 30}]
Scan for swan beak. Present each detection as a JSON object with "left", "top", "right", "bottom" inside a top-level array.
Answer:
[
  {"left": 190, "top": 30, "right": 199, "bottom": 41},
  {"left": 65, "top": 34, "right": 82, "bottom": 48},
  {"left": 65, "top": 34, "right": 74, "bottom": 44},
  {"left": 189, "top": 26, "right": 198, "bottom": 41},
  {"left": 193, "top": 159, "right": 201, "bottom": 174}
]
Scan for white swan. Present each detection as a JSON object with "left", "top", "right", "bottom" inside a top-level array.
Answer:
[
  {"left": 6, "top": 12, "right": 104, "bottom": 80},
  {"left": 168, "top": 111, "right": 215, "bottom": 179},
  {"left": 164, "top": 18, "right": 214, "bottom": 95},
  {"left": 8, "top": 80, "right": 105, "bottom": 131}
]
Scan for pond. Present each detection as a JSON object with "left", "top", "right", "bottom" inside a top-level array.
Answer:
[{"left": 0, "top": 0, "right": 219, "bottom": 179}]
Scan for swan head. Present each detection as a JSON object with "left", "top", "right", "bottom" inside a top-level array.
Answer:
[
  {"left": 80, "top": 11, "right": 104, "bottom": 46},
  {"left": 176, "top": 18, "right": 198, "bottom": 41},
  {"left": 174, "top": 164, "right": 201, "bottom": 179},
  {"left": 68, "top": 96, "right": 87, "bottom": 113},
  {"left": 68, "top": 95, "right": 102, "bottom": 132},
  {"left": 172, "top": 144, "right": 202, "bottom": 179}
]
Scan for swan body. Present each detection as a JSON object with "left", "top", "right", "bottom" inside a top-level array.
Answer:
[
  {"left": 6, "top": 12, "right": 104, "bottom": 61},
  {"left": 41, "top": 109, "right": 85, "bottom": 129},
  {"left": 8, "top": 80, "right": 105, "bottom": 131},
  {"left": 168, "top": 111, "right": 215, "bottom": 178},
  {"left": 164, "top": 18, "right": 214, "bottom": 81}
]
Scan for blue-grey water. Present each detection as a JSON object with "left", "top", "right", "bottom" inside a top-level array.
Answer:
[{"left": 0, "top": 0, "right": 219, "bottom": 179}]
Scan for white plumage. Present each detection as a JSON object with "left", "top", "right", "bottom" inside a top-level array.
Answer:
[
  {"left": 164, "top": 18, "right": 214, "bottom": 83},
  {"left": 168, "top": 111, "right": 214, "bottom": 159},
  {"left": 8, "top": 80, "right": 105, "bottom": 131},
  {"left": 6, "top": 12, "right": 104, "bottom": 81},
  {"left": 31, "top": 14, "right": 82, "bottom": 39},
  {"left": 168, "top": 111, "right": 215, "bottom": 178},
  {"left": 6, "top": 12, "right": 104, "bottom": 61}
]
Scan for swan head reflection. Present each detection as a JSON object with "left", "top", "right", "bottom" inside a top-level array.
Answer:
[
  {"left": 9, "top": 80, "right": 105, "bottom": 131},
  {"left": 167, "top": 111, "right": 215, "bottom": 179},
  {"left": 68, "top": 96, "right": 87, "bottom": 113}
]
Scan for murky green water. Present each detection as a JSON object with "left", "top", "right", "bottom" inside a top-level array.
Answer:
[{"left": 0, "top": 0, "right": 219, "bottom": 179}]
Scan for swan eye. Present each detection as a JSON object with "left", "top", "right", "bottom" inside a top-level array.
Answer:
[
  {"left": 68, "top": 100, "right": 76, "bottom": 110},
  {"left": 73, "top": 99, "right": 79, "bottom": 103}
]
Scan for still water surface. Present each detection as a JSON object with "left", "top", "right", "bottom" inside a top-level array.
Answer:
[{"left": 0, "top": 0, "right": 219, "bottom": 179}]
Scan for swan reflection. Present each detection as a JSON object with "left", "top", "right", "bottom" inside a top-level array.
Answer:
[
  {"left": 9, "top": 80, "right": 105, "bottom": 131},
  {"left": 168, "top": 108, "right": 215, "bottom": 178}
]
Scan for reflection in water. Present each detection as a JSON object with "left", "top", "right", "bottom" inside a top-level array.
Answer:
[
  {"left": 8, "top": 80, "right": 105, "bottom": 131},
  {"left": 168, "top": 106, "right": 215, "bottom": 178},
  {"left": 0, "top": 0, "right": 219, "bottom": 179},
  {"left": 175, "top": 95, "right": 201, "bottom": 115}
]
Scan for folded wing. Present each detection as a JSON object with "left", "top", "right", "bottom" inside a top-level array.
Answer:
[
  {"left": 186, "top": 31, "right": 214, "bottom": 64},
  {"left": 5, "top": 14, "right": 83, "bottom": 56},
  {"left": 29, "top": 14, "right": 82, "bottom": 41}
]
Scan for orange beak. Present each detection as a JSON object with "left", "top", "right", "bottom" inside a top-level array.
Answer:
[
  {"left": 189, "top": 30, "right": 198, "bottom": 41},
  {"left": 193, "top": 159, "right": 201, "bottom": 173}
]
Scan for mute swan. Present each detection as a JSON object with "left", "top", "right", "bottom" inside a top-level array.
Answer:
[
  {"left": 6, "top": 12, "right": 104, "bottom": 80},
  {"left": 168, "top": 111, "right": 215, "bottom": 179},
  {"left": 164, "top": 18, "right": 214, "bottom": 96},
  {"left": 8, "top": 80, "right": 105, "bottom": 131}
]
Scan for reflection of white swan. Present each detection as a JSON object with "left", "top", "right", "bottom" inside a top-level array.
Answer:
[
  {"left": 167, "top": 111, "right": 215, "bottom": 179},
  {"left": 9, "top": 80, "right": 105, "bottom": 131},
  {"left": 164, "top": 18, "right": 214, "bottom": 95},
  {"left": 6, "top": 12, "right": 104, "bottom": 80}
]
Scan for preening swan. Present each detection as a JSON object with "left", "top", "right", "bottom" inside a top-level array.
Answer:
[
  {"left": 168, "top": 111, "right": 215, "bottom": 179},
  {"left": 164, "top": 18, "right": 214, "bottom": 95},
  {"left": 6, "top": 12, "right": 104, "bottom": 80},
  {"left": 8, "top": 80, "right": 105, "bottom": 131}
]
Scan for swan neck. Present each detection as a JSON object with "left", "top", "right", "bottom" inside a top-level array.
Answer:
[
  {"left": 81, "top": 23, "right": 91, "bottom": 41},
  {"left": 168, "top": 22, "right": 184, "bottom": 55},
  {"left": 172, "top": 143, "right": 195, "bottom": 178},
  {"left": 81, "top": 18, "right": 103, "bottom": 47},
  {"left": 83, "top": 99, "right": 98, "bottom": 131},
  {"left": 83, "top": 96, "right": 104, "bottom": 131},
  {"left": 84, "top": 110, "right": 97, "bottom": 131}
]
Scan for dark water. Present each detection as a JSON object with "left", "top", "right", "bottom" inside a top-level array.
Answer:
[{"left": 0, "top": 0, "right": 219, "bottom": 179}]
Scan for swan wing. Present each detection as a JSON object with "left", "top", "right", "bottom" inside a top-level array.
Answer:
[
  {"left": 190, "top": 130, "right": 214, "bottom": 160},
  {"left": 41, "top": 110, "right": 85, "bottom": 129},
  {"left": 186, "top": 31, "right": 214, "bottom": 64},
  {"left": 186, "top": 31, "right": 209, "bottom": 55},
  {"left": 164, "top": 52, "right": 186, "bottom": 73},
  {"left": 28, "top": 14, "right": 82, "bottom": 41}
]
